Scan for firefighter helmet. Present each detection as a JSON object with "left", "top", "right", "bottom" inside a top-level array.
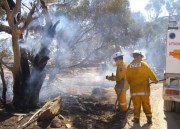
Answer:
[
  {"left": 131, "top": 50, "right": 144, "bottom": 58},
  {"left": 113, "top": 52, "right": 124, "bottom": 59}
]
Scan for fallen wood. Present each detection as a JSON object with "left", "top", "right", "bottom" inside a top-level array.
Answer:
[
  {"left": 66, "top": 123, "right": 72, "bottom": 129},
  {"left": 21, "top": 108, "right": 42, "bottom": 128},
  {"left": 13, "top": 113, "right": 27, "bottom": 116},
  {"left": 37, "top": 96, "right": 62, "bottom": 121},
  {"left": 58, "top": 114, "right": 65, "bottom": 120},
  {"left": 4, "top": 112, "right": 27, "bottom": 116},
  {"left": 50, "top": 116, "right": 62, "bottom": 128},
  {"left": 21, "top": 96, "right": 61, "bottom": 129},
  {"left": 18, "top": 115, "right": 24, "bottom": 122}
]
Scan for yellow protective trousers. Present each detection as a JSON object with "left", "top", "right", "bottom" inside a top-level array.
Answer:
[
  {"left": 131, "top": 95, "right": 152, "bottom": 119},
  {"left": 115, "top": 89, "right": 128, "bottom": 111}
]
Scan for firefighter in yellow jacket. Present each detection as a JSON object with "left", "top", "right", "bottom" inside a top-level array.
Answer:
[
  {"left": 126, "top": 50, "right": 158, "bottom": 124},
  {"left": 106, "top": 52, "right": 129, "bottom": 112}
]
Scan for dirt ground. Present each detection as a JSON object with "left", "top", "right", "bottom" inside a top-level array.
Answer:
[
  {"left": 0, "top": 84, "right": 180, "bottom": 129},
  {"left": 123, "top": 84, "right": 180, "bottom": 129},
  {"left": 0, "top": 68, "right": 180, "bottom": 129}
]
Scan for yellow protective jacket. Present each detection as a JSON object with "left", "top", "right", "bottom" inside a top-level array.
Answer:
[
  {"left": 111, "top": 62, "right": 129, "bottom": 91},
  {"left": 126, "top": 60, "right": 158, "bottom": 96}
]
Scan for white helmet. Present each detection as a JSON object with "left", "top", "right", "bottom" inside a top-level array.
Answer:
[
  {"left": 113, "top": 52, "right": 123, "bottom": 59},
  {"left": 131, "top": 50, "right": 144, "bottom": 58}
]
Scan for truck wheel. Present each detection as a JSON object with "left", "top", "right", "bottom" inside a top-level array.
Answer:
[
  {"left": 164, "top": 100, "right": 174, "bottom": 112},
  {"left": 175, "top": 102, "right": 180, "bottom": 113}
]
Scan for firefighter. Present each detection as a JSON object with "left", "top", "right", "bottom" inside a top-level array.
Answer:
[
  {"left": 126, "top": 50, "right": 158, "bottom": 124},
  {"left": 106, "top": 52, "right": 129, "bottom": 112}
]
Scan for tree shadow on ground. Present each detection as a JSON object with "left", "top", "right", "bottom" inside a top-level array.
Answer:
[
  {"left": 37, "top": 119, "right": 52, "bottom": 129},
  {"left": 0, "top": 109, "right": 13, "bottom": 123}
]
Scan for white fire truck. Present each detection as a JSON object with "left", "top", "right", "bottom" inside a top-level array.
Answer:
[{"left": 163, "top": 20, "right": 180, "bottom": 112}]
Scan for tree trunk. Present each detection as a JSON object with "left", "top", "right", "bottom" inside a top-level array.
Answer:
[
  {"left": 12, "top": 47, "right": 31, "bottom": 109},
  {"left": 24, "top": 47, "right": 50, "bottom": 108},
  {"left": 10, "top": 0, "right": 59, "bottom": 110},
  {"left": 12, "top": 31, "right": 25, "bottom": 109},
  {"left": 0, "top": 64, "right": 7, "bottom": 105},
  {"left": 12, "top": 22, "right": 58, "bottom": 109}
]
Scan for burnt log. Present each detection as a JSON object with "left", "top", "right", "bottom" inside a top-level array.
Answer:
[
  {"left": 38, "top": 96, "right": 62, "bottom": 121},
  {"left": 22, "top": 96, "right": 61, "bottom": 129}
]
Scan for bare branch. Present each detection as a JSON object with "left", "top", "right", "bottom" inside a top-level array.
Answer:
[
  {"left": 15, "top": 17, "right": 25, "bottom": 27},
  {"left": 69, "top": 25, "right": 95, "bottom": 50},
  {"left": 0, "top": 58, "right": 13, "bottom": 71},
  {"left": 13, "top": 0, "right": 21, "bottom": 16},
  {"left": 59, "top": 42, "right": 108, "bottom": 69},
  {"left": 18, "top": 4, "right": 36, "bottom": 35},
  {"left": 40, "top": 0, "right": 52, "bottom": 27},
  {"left": 22, "top": 3, "right": 31, "bottom": 11},
  {"left": 0, "top": 24, "right": 12, "bottom": 34},
  {"left": 2, "top": 0, "right": 11, "bottom": 14}
]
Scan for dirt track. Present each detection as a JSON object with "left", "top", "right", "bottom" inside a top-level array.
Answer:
[{"left": 123, "top": 83, "right": 180, "bottom": 129}]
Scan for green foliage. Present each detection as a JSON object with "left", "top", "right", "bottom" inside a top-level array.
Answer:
[
  {"left": 49, "top": 0, "right": 142, "bottom": 64},
  {"left": 145, "top": 0, "right": 180, "bottom": 21},
  {"left": 165, "top": 0, "right": 180, "bottom": 15},
  {"left": 131, "top": 12, "right": 145, "bottom": 24}
]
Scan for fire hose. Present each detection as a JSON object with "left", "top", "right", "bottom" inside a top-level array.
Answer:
[
  {"left": 114, "top": 78, "right": 125, "bottom": 111},
  {"left": 115, "top": 79, "right": 166, "bottom": 112}
]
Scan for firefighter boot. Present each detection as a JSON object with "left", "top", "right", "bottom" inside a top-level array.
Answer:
[
  {"left": 147, "top": 116, "right": 152, "bottom": 124},
  {"left": 132, "top": 118, "right": 139, "bottom": 124}
]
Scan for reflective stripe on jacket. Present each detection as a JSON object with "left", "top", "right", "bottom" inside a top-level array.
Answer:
[{"left": 131, "top": 92, "right": 150, "bottom": 96}]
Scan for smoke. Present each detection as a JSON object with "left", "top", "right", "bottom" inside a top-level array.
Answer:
[
  {"left": 39, "top": 68, "right": 115, "bottom": 101},
  {"left": 0, "top": 0, "right": 164, "bottom": 103}
]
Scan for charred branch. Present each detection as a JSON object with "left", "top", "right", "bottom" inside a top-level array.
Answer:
[
  {"left": 33, "top": 48, "right": 50, "bottom": 71},
  {"left": 18, "top": 4, "right": 36, "bottom": 34},
  {"left": 20, "top": 48, "right": 30, "bottom": 85},
  {"left": 33, "top": 20, "right": 59, "bottom": 71},
  {"left": 40, "top": 0, "right": 52, "bottom": 27},
  {"left": 14, "top": 1, "right": 60, "bottom": 109}
]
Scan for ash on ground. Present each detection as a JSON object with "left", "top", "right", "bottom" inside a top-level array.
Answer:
[{"left": 60, "top": 90, "right": 129, "bottom": 129}]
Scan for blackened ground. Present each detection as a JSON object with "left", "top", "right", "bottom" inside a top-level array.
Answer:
[
  {"left": 1, "top": 84, "right": 179, "bottom": 129},
  {"left": 0, "top": 94, "right": 129, "bottom": 129},
  {"left": 60, "top": 94, "right": 128, "bottom": 129}
]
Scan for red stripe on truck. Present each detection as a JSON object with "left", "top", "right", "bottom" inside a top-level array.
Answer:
[{"left": 165, "top": 89, "right": 179, "bottom": 95}]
